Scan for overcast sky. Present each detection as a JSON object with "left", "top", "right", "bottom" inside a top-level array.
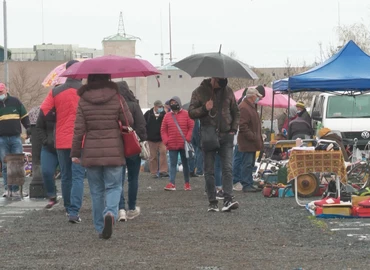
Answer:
[{"left": 1, "top": 0, "right": 370, "bottom": 67}]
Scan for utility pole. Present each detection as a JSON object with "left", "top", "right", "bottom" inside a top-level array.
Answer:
[
  {"left": 168, "top": 2, "right": 173, "bottom": 62},
  {"left": 3, "top": 0, "right": 9, "bottom": 88},
  {"left": 154, "top": 52, "right": 170, "bottom": 66}
]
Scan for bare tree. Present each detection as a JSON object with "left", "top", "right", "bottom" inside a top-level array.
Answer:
[
  {"left": 327, "top": 23, "right": 370, "bottom": 57},
  {"left": 10, "top": 64, "right": 49, "bottom": 110}
]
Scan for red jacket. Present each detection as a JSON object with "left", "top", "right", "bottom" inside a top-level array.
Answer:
[
  {"left": 161, "top": 110, "right": 194, "bottom": 150},
  {"left": 40, "top": 78, "right": 82, "bottom": 149}
]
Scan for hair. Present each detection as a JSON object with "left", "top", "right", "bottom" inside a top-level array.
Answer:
[{"left": 87, "top": 74, "right": 111, "bottom": 84}]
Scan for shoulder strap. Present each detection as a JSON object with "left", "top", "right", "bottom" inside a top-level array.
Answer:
[
  {"left": 117, "top": 94, "right": 130, "bottom": 127},
  {"left": 171, "top": 113, "right": 186, "bottom": 142},
  {"left": 216, "top": 89, "right": 226, "bottom": 132}
]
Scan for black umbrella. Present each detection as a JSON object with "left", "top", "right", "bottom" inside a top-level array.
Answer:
[{"left": 173, "top": 48, "right": 258, "bottom": 79}]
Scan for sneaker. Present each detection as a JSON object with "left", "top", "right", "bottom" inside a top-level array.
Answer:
[
  {"left": 151, "top": 174, "right": 159, "bottom": 179},
  {"left": 45, "top": 198, "right": 59, "bottom": 210},
  {"left": 184, "top": 183, "right": 192, "bottom": 191},
  {"left": 2, "top": 192, "right": 8, "bottom": 198},
  {"left": 190, "top": 172, "right": 199, "bottom": 178},
  {"left": 216, "top": 190, "right": 224, "bottom": 200},
  {"left": 164, "top": 183, "right": 176, "bottom": 191},
  {"left": 68, "top": 215, "right": 82, "bottom": 224},
  {"left": 127, "top": 207, "right": 141, "bottom": 220},
  {"left": 221, "top": 200, "right": 239, "bottom": 212},
  {"left": 196, "top": 173, "right": 204, "bottom": 177},
  {"left": 207, "top": 204, "right": 219, "bottom": 212},
  {"left": 102, "top": 213, "right": 114, "bottom": 239},
  {"left": 233, "top": 182, "right": 243, "bottom": 191},
  {"left": 159, "top": 172, "right": 169, "bottom": 178},
  {"left": 118, "top": 209, "right": 127, "bottom": 222}
]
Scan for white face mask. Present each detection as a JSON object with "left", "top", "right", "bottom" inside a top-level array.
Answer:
[{"left": 0, "top": 94, "right": 6, "bottom": 100}]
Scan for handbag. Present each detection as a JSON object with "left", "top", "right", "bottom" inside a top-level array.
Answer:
[
  {"left": 117, "top": 95, "right": 142, "bottom": 158},
  {"left": 171, "top": 114, "right": 194, "bottom": 159},
  {"left": 200, "top": 88, "right": 225, "bottom": 151},
  {"left": 139, "top": 141, "right": 150, "bottom": 160}
]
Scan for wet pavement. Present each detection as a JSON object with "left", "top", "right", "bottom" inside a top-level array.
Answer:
[{"left": 0, "top": 174, "right": 370, "bottom": 269}]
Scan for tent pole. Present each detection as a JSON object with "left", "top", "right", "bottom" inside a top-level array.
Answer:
[
  {"left": 270, "top": 91, "right": 275, "bottom": 138},
  {"left": 287, "top": 89, "right": 291, "bottom": 131}
]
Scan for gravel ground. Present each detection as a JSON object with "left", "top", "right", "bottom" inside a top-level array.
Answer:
[{"left": 1, "top": 173, "right": 370, "bottom": 270}]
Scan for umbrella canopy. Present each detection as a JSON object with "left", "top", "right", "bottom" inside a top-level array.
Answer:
[
  {"left": 173, "top": 52, "right": 258, "bottom": 79},
  {"left": 42, "top": 58, "right": 88, "bottom": 88},
  {"left": 234, "top": 86, "right": 296, "bottom": 108},
  {"left": 60, "top": 55, "right": 161, "bottom": 79}
]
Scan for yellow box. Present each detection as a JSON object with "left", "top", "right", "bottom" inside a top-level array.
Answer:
[
  {"left": 322, "top": 204, "right": 352, "bottom": 216},
  {"left": 351, "top": 195, "right": 370, "bottom": 207}
]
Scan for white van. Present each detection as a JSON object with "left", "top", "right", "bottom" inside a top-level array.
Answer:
[{"left": 310, "top": 92, "right": 370, "bottom": 148}]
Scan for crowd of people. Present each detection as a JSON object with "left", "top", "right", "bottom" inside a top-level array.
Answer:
[{"left": 0, "top": 59, "right": 277, "bottom": 240}]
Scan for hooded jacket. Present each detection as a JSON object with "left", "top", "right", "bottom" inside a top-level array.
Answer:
[
  {"left": 70, "top": 81, "right": 134, "bottom": 167},
  {"left": 188, "top": 79, "right": 239, "bottom": 135},
  {"left": 161, "top": 96, "right": 194, "bottom": 150},
  {"left": 117, "top": 81, "right": 147, "bottom": 141}
]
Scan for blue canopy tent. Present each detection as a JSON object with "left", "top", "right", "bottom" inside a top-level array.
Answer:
[{"left": 272, "top": 78, "right": 288, "bottom": 92}]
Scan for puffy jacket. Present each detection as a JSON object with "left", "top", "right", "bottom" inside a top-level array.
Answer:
[
  {"left": 70, "top": 81, "right": 133, "bottom": 167},
  {"left": 117, "top": 81, "right": 147, "bottom": 141},
  {"left": 40, "top": 78, "right": 82, "bottom": 149},
  {"left": 161, "top": 108, "right": 194, "bottom": 151}
]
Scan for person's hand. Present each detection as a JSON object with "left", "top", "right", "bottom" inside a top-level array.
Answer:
[
  {"left": 72, "top": 157, "right": 80, "bottom": 164},
  {"left": 205, "top": 100, "right": 213, "bottom": 111}
]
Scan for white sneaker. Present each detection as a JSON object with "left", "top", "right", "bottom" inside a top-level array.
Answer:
[
  {"left": 118, "top": 209, "right": 127, "bottom": 222},
  {"left": 11, "top": 191, "right": 29, "bottom": 197},
  {"left": 127, "top": 207, "right": 141, "bottom": 220},
  {"left": 2, "top": 192, "right": 8, "bottom": 198},
  {"left": 233, "top": 182, "right": 243, "bottom": 191}
]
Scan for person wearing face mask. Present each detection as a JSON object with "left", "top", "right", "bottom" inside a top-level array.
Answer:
[
  {"left": 296, "top": 101, "right": 312, "bottom": 127},
  {"left": 0, "top": 83, "right": 30, "bottom": 197},
  {"left": 238, "top": 88, "right": 264, "bottom": 192},
  {"left": 161, "top": 96, "right": 194, "bottom": 191},
  {"left": 143, "top": 100, "right": 169, "bottom": 178},
  {"left": 188, "top": 77, "right": 240, "bottom": 212}
]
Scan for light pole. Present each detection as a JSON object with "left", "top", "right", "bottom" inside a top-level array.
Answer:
[{"left": 3, "top": 0, "right": 9, "bottom": 88}]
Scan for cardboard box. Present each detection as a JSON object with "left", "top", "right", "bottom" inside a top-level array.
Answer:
[
  {"left": 352, "top": 195, "right": 370, "bottom": 207},
  {"left": 322, "top": 203, "right": 352, "bottom": 216}
]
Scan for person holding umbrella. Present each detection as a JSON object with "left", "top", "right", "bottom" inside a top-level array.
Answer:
[{"left": 71, "top": 74, "right": 133, "bottom": 239}]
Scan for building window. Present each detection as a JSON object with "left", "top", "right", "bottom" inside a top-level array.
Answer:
[
  {"left": 168, "top": 75, "right": 171, "bottom": 79},
  {"left": 179, "top": 75, "right": 183, "bottom": 78},
  {"left": 272, "top": 72, "right": 275, "bottom": 76},
  {"left": 284, "top": 73, "right": 287, "bottom": 76},
  {"left": 260, "top": 73, "right": 264, "bottom": 77},
  {"left": 156, "top": 75, "right": 160, "bottom": 79}
]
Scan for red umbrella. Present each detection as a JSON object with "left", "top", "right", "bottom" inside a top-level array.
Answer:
[{"left": 60, "top": 55, "right": 161, "bottom": 79}]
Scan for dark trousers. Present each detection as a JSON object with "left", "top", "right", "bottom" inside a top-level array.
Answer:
[{"left": 203, "top": 134, "right": 234, "bottom": 204}]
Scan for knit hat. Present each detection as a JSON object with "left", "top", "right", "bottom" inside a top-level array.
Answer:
[
  {"left": 0, "top": 83, "right": 6, "bottom": 91},
  {"left": 154, "top": 100, "right": 163, "bottom": 106},
  {"left": 296, "top": 101, "right": 305, "bottom": 109},
  {"left": 318, "top": 127, "right": 331, "bottom": 138}
]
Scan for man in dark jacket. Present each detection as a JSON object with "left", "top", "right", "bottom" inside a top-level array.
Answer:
[
  {"left": 238, "top": 88, "right": 264, "bottom": 192},
  {"left": 296, "top": 101, "right": 312, "bottom": 127},
  {"left": 188, "top": 78, "right": 240, "bottom": 212},
  {"left": 0, "top": 83, "right": 30, "bottom": 197},
  {"left": 288, "top": 116, "right": 314, "bottom": 140},
  {"left": 35, "top": 106, "right": 59, "bottom": 209},
  {"left": 143, "top": 100, "right": 169, "bottom": 178},
  {"left": 117, "top": 81, "right": 147, "bottom": 221}
]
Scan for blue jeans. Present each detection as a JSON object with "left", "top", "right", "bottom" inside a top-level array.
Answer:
[
  {"left": 169, "top": 150, "right": 190, "bottom": 184},
  {"left": 119, "top": 154, "right": 141, "bottom": 211},
  {"left": 0, "top": 135, "right": 23, "bottom": 192},
  {"left": 214, "top": 154, "right": 222, "bottom": 187},
  {"left": 86, "top": 166, "right": 122, "bottom": 234},
  {"left": 41, "top": 146, "right": 59, "bottom": 198},
  {"left": 240, "top": 152, "right": 256, "bottom": 188},
  {"left": 232, "top": 145, "right": 243, "bottom": 184},
  {"left": 57, "top": 149, "right": 85, "bottom": 217}
]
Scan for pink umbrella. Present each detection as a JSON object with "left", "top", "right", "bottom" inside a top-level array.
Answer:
[
  {"left": 60, "top": 55, "right": 161, "bottom": 79},
  {"left": 42, "top": 58, "right": 89, "bottom": 88},
  {"left": 234, "top": 86, "right": 296, "bottom": 108}
]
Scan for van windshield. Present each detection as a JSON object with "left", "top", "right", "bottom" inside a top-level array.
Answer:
[{"left": 326, "top": 95, "right": 370, "bottom": 118}]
